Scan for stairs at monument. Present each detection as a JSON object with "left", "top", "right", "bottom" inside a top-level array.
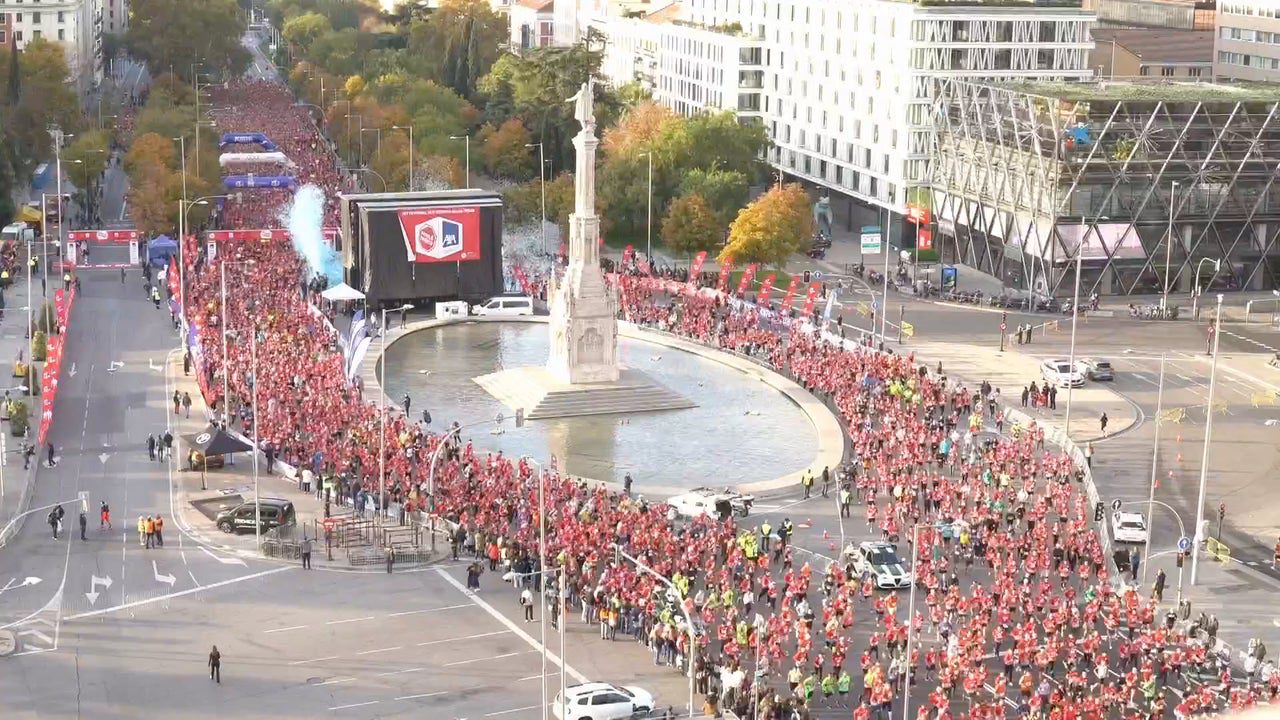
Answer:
[{"left": 527, "top": 383, "right": 695, "bottom": 419}]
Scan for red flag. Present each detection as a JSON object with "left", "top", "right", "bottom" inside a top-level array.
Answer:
[
  {"left": 757, "top": 273, "right": 776, "bottom": 305},
  {"left": 801, "top": 282, "right": 821, "bottom": 315},
  {"left": 689, "top": 250, "right": 708, "bottom": 282},
  {"left": 623, "top": 244, "right": 635, "bottom": 267},
  {"left": 717, "top": 257, "right": 734, "bottom": 294},
  {"left": 781, "top": 276, "right": 801, "bottom": 310},
  {"left": 735, "top": 263, "right": 758, "bottom": 298}
]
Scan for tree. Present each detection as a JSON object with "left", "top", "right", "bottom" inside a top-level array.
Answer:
[
  {"left": 666, "top": 112, "right": 769, "bottom": 182},
  {"left": 64, "top": 130, "right": 110, "bottom": 203},
  {"left": 125, "top": 0, "right": 249, "bottom": 81},
  {"left": 720, "top": 184, "right": 813, "bottom": 267},
  {"left": 406, "top": 0, "right": 507, "bottom": 100},
  {"left": 678, "top": 168, "right": 749, "bottom": 228},
  {"left": 283, "top": 11, "right": 332, "bottom": 54},
  {"left": 662, "top": 193, "right": 721, "bottom": 258},
  {"left": 477, "top": 118, "right": 533, "bottom": 180}
]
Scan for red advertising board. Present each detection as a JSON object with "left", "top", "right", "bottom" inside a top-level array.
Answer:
[
  {"left": 67, "top": 229, "right": 139, "bottom": 243},
  {"left": 204, "top": 228, "right": 341, "bottom": 245},
  {"left": 396, "top": 206, "right": 482, "bottom": 263}
]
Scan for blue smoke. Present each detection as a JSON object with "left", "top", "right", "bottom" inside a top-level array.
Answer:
[{"left": 285, "top": 184, "right": 343, "bottom": 285}]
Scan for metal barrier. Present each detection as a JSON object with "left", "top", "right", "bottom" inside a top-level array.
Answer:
[{"left": 1206, "top": 537, "right": 1231, "bottom": 563}]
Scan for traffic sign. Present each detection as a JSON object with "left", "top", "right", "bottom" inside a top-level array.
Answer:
[
  {"left": 812, "top": 271, "right": 823, "bottom": 280},
  {"left": 1178, "top": 536, "right": 1192, "bottom": 552},
  {"left": 1111, "top": 499, "right": 1122, "bottom": 511},
  {"left": 999, "top": 322, "right": 1006, "bottom": 332}
]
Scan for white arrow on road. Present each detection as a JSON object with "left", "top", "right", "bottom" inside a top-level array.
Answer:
[
  {"left": 85, "top": 575, "right": 113, "bottom": 605},
  {"left": 69, "top": 363, "right": 77, "bottom": 377},
  {"left": 148, "top": 358, "right": 162, "bottom": 372},
  {"left": 98, "top": 453, "right": 111, "bottom": 464},
  {"left": 153, "top": 561, "right": 175, "bottom": 586},
  {"left": 106, "top": 361, "right": 124, "bottom": 373},
  {"left": 199, "top": 546, "right": 247, "bottom": 566},
  {"left": 0, "top": 576, "right": 41, "bottom": 597}
]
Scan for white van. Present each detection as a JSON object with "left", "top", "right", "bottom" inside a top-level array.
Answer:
[
  {"left": 473, "top": 295, "right": 534, "bottom": 317},
  {"left": 0, "top": 222, "right": 36, "bottom": 244}
]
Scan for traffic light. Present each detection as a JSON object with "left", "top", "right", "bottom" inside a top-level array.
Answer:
[
  {"left": 1093, "top": 502, "right": 1104, "bottom": 523},
  {"left": 516, "top": 408, "right": 525, "bottom": 428},
  {"left": 1176, "top": 551, "right": 1186, "bottom": 568},
  {"left": 803, "top": 270, "right": 811, "bottom": 283},
  {"left": 1002, "top": 311, "right": 1008, "bottom": 326}
]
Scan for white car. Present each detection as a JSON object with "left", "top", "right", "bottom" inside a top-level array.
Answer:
[
  {"left": 553, "top": 682, "right": 655, "bottom": 720},
  {"left": 844, "top": 541, "right": 913, "bottom": 589},
  {"left": 1041, "top": 359, "right": 1085, "bottom": 388},
  {"left": 472, "top": 295, "right": 534, "bottom": 317},
  {"left": 666, "top": 487, "right": 754, "bottom": 519},
  {"left": 1075, "top": 358, "right": 1115, "bottom": 381},
  {"left": 1111, "top": 511, "right": 1149, "bottom": 544}
]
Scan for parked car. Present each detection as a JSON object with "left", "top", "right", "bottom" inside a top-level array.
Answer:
[
  {"left": 1076, "top": 358, "right": 1115, "bottom": 381},
  {"left": 1111, "top": 511, "right": 1149, "bottom": 544},
  {"left": 215, "top": 498, "right": 296, "bottom": 534},
  {"left": 552, "top": 682, "right": 655, "bottom": 720},
  {"left": 666, "top": 487, "right": 754, "bottom": 520},
  {"left": 1040, "top": 358, "right": 1085, "bottom": 388},
  {"left": 473, "top": 295, "right": 534, "bottom": 317},
  {"left": 843, "top": 541, "right": 913, "bottom": 589}
]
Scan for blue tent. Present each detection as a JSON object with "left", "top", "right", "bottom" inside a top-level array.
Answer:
[{"left": 148, "top": 234, "right": 178, "bottom": 267}]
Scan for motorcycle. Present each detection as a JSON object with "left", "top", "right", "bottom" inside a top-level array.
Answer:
[{"left": 806, "top": 247, "right": 826, "bottom": 260}]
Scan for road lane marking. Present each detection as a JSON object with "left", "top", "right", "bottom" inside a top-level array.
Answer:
[
  {"left": 329, "top": 701, "right": 379, "bottom": 711},
  {"left": 518, "top": 672, "right": 562, "bottom": 681},
  {"left": 65, "top": 566, "right": 292, "bottom": 620},
  {"left": 415, "top": 630, "right": 509, "bottom": 646},
  {"left": 444, "top": 650, "right": 532, "bottom": 666},
  {"left": 188, "top": 570, "right": 200, "bottom": 587},
  {"left": 326, "top": 616, "right": 375, "bottom": 626},
  {"left": 433, "top": 568, "right": 589, "bottom": 683},
  {"left": 388, "top": 603, "right": 470, "bottom": 617},
  {"left": 379, "top": 667, "right": 427, "bottom": 677},
  {"left": 396, "top": 691, "right": 447, "bottom": 700},
  {"left": 317, "top": 677, "right": 356, "bottom": 686},
  {"left": 485, "top": 705, "right": 541, "bottom": 717},
  {"left": 264, "top": 624, "right": 309, "bottom": 634},
  {"left": 355, "top": 646, "right": 402, "bottom": 655},
  {"left": 288, "top": 655, "right": 338, "bottom": 665}
]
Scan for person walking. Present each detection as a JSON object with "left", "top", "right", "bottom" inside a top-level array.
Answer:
[
  {"left": 48, "top": 507, "right": 61, "bottom": 539},
  {"left": 300, "top": 535, "right": 313, "bottom": 569},
  {"left": 99, "top": 501, "right": 111, "bottom": 529},
  {"left": 1153, "top": 568, "right": 1167, "bottom": 603},
  {"left": 182, "top": 392, "right": 193, "bottom": 418},
  {"left": 208, "top": 646, "right": 221, "bottom": 683},
  {"left": 144, "top": 515, "right": 156, "bottom": 549},
  {"left": 46, "top": 442, "right": 56, "bottom": 467},
  {"left": 1100, "top": 412, "right": 1109, "bottom": 435},
  {"left": 801, "top": 473, "right": 813, "bottom": 499},
  {"left": 162, "top": 431, "right": 173, "bottom": 461},
  {"left": 385, "top": 544, "right": 394, "bottom": 574},
  {"left": 146, "top": 434, "right": 156, "bottom": 461},
  {"left": 521, "top": 586, "right": 535, "bottom": 622},
  {"left": 401, "top": 393, "right": 412, "bottom": 415},
  {"left": 79, "top": 511, "right": 87, "bottom": 541},
  {"left": 173, "top": 390, "right": 182, "bottom": 415},
  {"left": 1128, "top": 547, "right": 1141, "bottom": 583},
  {"left": 154, "top": 515, "right": 164, "bottom": 547},
  {"left": 136, "top": 516, "right": 147, "bottom": 548}
]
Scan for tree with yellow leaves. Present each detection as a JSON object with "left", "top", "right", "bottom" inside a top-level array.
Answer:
[
  {"left": 477, "top": 118, "right": 533, "bottom": 180},
  {"left": 662, "top": 193, "right": 721, "bottom": 259},
  {"left": 719, "top": 184, "right": 813, "bottom": 267}
]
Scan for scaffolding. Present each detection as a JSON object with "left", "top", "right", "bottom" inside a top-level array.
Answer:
[{"left": 929, "top": 77, "right": 1280, "bottom": 296}]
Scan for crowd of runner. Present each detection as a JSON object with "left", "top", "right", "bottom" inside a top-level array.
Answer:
[{"left": 175, "top": 80, "right": 1279, "bottom": 720}]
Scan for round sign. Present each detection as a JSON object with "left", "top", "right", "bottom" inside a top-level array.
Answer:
[
  {"left": 1111, "top": 499, "right": 1123, "bottom": 511},
  {"left": 1178, "top": 536, "right": 1192, "bottom": 552},
  {"left": 1000, "top": 322, "right": 1007, "bottom": 331},
  {"left": 494, "top": 412, "right": 505, "bottom": 425},
  {"left": 195, "top": 432, "right": 212, "bottom": 445},
  {"left": 812, "top": 271, "right": 823, "bottom": 280}
]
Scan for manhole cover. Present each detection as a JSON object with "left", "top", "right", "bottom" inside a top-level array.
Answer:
[
  {"left": 0, "top": 630, "right": 17, "bottom": 657},
  {"left": 306, "top": 677, "right": 324, "bottom": 685}
]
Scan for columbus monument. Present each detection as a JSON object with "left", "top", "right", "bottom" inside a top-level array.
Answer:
[{"left": 475, "top": 80, "right": 693, "bottom": 419}]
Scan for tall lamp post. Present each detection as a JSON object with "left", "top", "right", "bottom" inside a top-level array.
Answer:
[
  {"left": 392, "top": 124, "right": 414, "bottom": 190},
  {"left": 50, "top": 128, "right": 72, "bottom": 267},
  {"left": 220, "top": 260, "right": 257, "bottom": 426},
  {"left": 1063, "top": 248, "right": 1083, "bottom": 440},
  {"left": 377, "top": 304, "right": 413, "bottom": 518},
  {"left": 346, "top": 114, "right": 364, "bottom": 168},
  {"left": 639, "top": 151, "right": 653, "bottom": 263},
  {"left": 1163, "top": 180, "right": 1179, "bottom": 311},
  {"left": 525, "top": 142, "right": 547, "bottom": 254},
  {"left": 1191, "top": 293, "right": 1224, "bottom": 585},
  {"left": 1191, "top": 258, "right": 1221, "bottom": 320},
  {"left": 360, "top": 128, "right": 382, "bottom": 164},
  {"left": 449, "top": 134, "right": 470, "bottom": 188},
  {"left": 178, "top": 194, "right": 229, "bottom": 338}
]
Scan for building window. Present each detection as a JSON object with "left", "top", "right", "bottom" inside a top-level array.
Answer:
[
  {"left": 14, "top": 31, "right": 21, "bottom": 42},
  {"left": 32, "top": 12, "right": 39, "bottom": 22},
  {"left": 57, "top": 28, "right": 63, "bottom": 40},
  {"left": 1161, "top": 66, "right": 1175, "bottom": 77},
  {"left": 0, "top": 31, "right": 5, "bottom": 44},
  {"left": 32, "top": 29, "right": 40, "bottom": 39},
  {"left": 57, "top": 10, "right": 63, "bottom": 22},
  {"left": 1140, "top": 66, "right": 1150, "bottom": 76}
]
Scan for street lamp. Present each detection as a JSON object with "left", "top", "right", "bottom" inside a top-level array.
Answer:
[
  {"left": 377, "top": 304, "right": 414, "bottom": 518},
  {"left": 331, "top": 100, "right": 352, "bottom": 159},
  {"left": 521, "top": 454, "right": 550, "bottom": 720},
  {"left": 449, "top": 135, "right": 470, "bottom": 188},
  {"left": 392, "top": 124, "right": 414, "bottom": 190},
  {"left": 1191, "top": 293, "right": 1224, "bottom": 586},
  {"left": 346, "top": 114, "right": 364, "bottom": 167},
  {"left": 1191, "top": 258, "right": 1221, "bottom": 320},
  {"left": 1163, "top": 180, "right": 1179, "bottom": 311},
  {"left": 194, "top": 119, "right": 217, "bottom": 178},
  {"left": 352, "top": 167, "right": 387, "bottom": 192},
  {"left": 220, "top": 259, "right": 257, "bottom": 428},
  {"left": 525, "top": 143, "right": 547, "bottom": 254},
  {"left": 638, "top": 151, "right": 653, "bottom": 264},
  {"left": 360, "top": 127, "right": 382, "bottom": 163},
  {"left": 1064, "top": 215, "right": 1105, "bottom": 439},
  {"left": 179, "top": 194, "right": 229, "bottom": 343}
]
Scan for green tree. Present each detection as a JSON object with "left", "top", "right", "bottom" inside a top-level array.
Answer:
[
  {"left": 125, "top": 0, "right": 249, "bottom": 81},
  {"left": 477, "top": 118, "right": 533, "bottom": 180},
  {"left": 283, "top": 11, "right": 332, "bottom": 54},
  {"left": 406, "top": 0, "right": 507, "bottom": 100},
  {"left": 64, "top": 130, "right": 110, "bottom": 200},
  {"left": 662, "top": 193, "right": 721, "bottom": 258},
  {"left": 720, "top": 184, "right": 813, "bottom": 267},
  {"left": 666, "top": 112, "right": 769, "bottom": 182},
  {"left": 678, "top": 168, "right": 749, "bottom": 228}
]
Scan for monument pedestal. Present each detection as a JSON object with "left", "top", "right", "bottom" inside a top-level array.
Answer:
[{"left": 474, "top": 366, "right": 694, "bottom": 420}]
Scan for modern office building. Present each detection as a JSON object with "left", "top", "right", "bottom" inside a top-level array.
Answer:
[
  {"left": 1214, "top": 0, "right": 1280, "bottom": 80},
  {"left": 930, "top": 78, "right": 1280, "bottom": 297},
  {"left": 0, "top": 0, "right": 102, "bottom": 94},
  {"left": 1085, "top": 0, "right": 1215, "bottom": 30},
  {"left": 1090, "top": 28, "right": 1213, "bottom": 77}
]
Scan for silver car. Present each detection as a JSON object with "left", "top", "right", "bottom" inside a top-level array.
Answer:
[{"left": 1075, "top": 358, "right": 1114, "bottom": 381}]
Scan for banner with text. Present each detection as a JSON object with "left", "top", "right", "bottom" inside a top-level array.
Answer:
[{"left": 396, "top": 206, "right": 483, "bottom": 263}]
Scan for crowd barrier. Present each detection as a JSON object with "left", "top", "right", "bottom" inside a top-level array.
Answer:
[{"left": 38, "top": 286, "right": 77, "bottom": 447}]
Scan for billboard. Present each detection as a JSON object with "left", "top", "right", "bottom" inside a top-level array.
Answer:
[{"left": 395, "top": 206, "right": 483, "bottom": 263}]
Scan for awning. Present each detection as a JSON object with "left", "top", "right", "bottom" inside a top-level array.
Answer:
[
  {"left": 320, "top": 282, "right": 365, "bottom": 301},
  {"left": 183, "top": 425, "right": 254, "bottom": 457},
  {"left": 16, "top": 206, "right": 42, "bottom": 225}
]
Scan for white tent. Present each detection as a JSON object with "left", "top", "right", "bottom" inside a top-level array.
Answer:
[
  {"left": 321, "top": 282, "right": 365, "bottom": 301},
  {"left": 218, "top": 151, "right": 295, "bottom": 169}
]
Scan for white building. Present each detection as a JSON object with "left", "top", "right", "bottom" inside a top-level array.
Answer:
[
  {"left": 510, "top": 0, "right": 555, "bottom": 50},
  {"left": 595, "top": 0, "right": 1094, "bottom": 233},
  {"left": 0, "top": 0, "right": 102, "bottom": 94},
  {"left": 102, "top": 0, "right": 128, "bottom": 36},
  {"left": 1214, "top": 0, "right": 1280, "bottom": 80}
]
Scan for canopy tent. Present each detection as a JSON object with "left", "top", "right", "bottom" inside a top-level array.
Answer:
[
  {"left": 320, "top": 282, "right": 365, "bottom": 302},
  {"left": 183, "top": 425, "right": 254, "bottom": 457},
  {"left": 16, "top": 206, "right": 42, "bottom": 226},
  {"left": 147, "top": 234, "right": 178, "bottom": 267},
  {"left": 219, "top": 151, "right": 296, "bottom": 169}
]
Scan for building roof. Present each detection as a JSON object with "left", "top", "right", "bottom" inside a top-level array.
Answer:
[
  {"left": 645, "top": 2, "right": 681, "bottom": 23},
  {"left": 515, "top": 0, "right": 554, "bottom": 11},
  {"left": 1091, "top": 28, "right": 1213, "bottom": 65},
  {"left": 998, "top": 79, "right": 1280, "bottom": 102}
]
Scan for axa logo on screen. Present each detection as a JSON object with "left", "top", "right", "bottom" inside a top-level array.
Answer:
[
  {"left": 413, "top": 217, "right": 463, "bottom": 260},
  {"left": 397, "top": 207, "right": 481, "bottom": 264}
]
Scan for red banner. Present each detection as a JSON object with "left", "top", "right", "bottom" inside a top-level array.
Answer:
[
  {"left": 689, "top": 251, "right": 707, "bottom": 283},
  {"left": 735, "top": 263, "right": 758, "bottom": 298},
  {"left": 38, "top": 287, "right": 76, "bottom": 446},
  {"left": 204, "top": 228, "right": 340, "bottom": 245},
  {"left": 67, "top": 229, "right": 139, "bottom": 243},
  {"left": 716, "top": 257, "right": 734, "bottom": 294},
  {"left": 917, "top": 227, "right": 933, "bottom": 251},
  {"left": 396, "top": 207, "right": 482, "bottom": 263},
  {"left": 758, "top": 273, "right": 776, "bottom": 305},
  {"left": 781, "top": 276, "right": 801, "bottom": 310},
  {"left": 801, "top": 282, "right": 821, "bottom": 316}
]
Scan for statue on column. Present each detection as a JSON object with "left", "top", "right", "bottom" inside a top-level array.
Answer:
[{"left": 569, "top": 78, "right": 596, "bottom": 130}]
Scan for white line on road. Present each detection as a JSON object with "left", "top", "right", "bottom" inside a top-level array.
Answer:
[
  {"left": 415, "top": 630, "right": 509, "bottom": 647},
  {"left": 484, "top": 705, "right": 541, "bottom": 717},
  {"left": 264, "top": 624, "right": 309, "bottom": 634},
  {"left": 387, "top": 603, "right": 470, "bottom": 617},
  {"left": 378, "top": 667, "right": 426, "bottom": 677},
  {"left": 288, "top": 655, "right": 338, "bottom": 666},
  {"left": 434, "top": 567, "right": 588, "bottom": 683},
  {"left": 518, "top": 672, "right": 562, "bottom": 682},
  {"left": 444, "top": 650, "right": 532, "bottom": 666},
  {"left": 355, "top": 646, "right": 402, "bottom": 655},
  {"left": 65, "top": 566, "right": 292, "bottom": 620},
  {"left": 317, "top": 677, "right": 356, "bottom": 686},
  {"left": 395, "top": 691, "right": 447, "bottom": 700},
  {"left": 188, "top": 570, "right": 200, "bottom": 587},
  {"left": 329, "top": 701, "right": 379, "bottom": 711},
  {"left": 326, "top": 616, "right": 375, "bottom": 626}
]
